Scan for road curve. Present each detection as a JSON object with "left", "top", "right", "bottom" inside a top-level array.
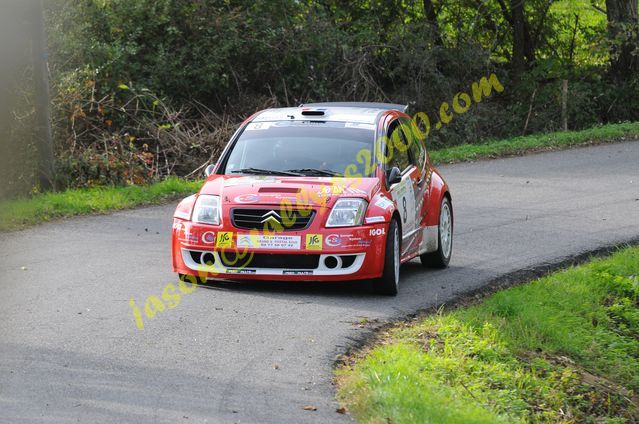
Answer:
[{"left": 1, "top": 142, "right": 638, "bottom": 423}]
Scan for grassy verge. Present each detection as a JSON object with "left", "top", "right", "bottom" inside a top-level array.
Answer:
[
  {"left": 0, "top": 177, "right": 202, "bottom": 232},
  {"left": 429, "top": 121, "right": 639, "bottom": 164},
  {"left": 1, "top": 122, "right": 638, "bottom": 232},
  {"left": 336, "top": 246, "right": 639, "bottom": 423}
]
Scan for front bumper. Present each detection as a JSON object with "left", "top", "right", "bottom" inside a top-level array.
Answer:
[{"left": 171, "top": 219, "right": 388, "bottom": 281}]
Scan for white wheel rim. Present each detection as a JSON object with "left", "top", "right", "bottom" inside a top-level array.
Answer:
[
  {"left": 393, "top": 225, "right": 400, "bottom": 286},
  {"left": 440, "top": 203, "right": 452, "bottom": 258}
]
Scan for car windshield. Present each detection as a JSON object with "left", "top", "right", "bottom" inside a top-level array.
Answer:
[{"left": 222, "top": 121, "right": 376, "bottom": 177}]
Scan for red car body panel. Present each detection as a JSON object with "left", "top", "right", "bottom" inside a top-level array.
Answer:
[{"left": 171, "top": 105, "right": 451, "bottom": 282}]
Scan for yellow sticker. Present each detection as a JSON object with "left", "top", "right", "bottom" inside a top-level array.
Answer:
[
  {"left": 305, "top": 234, "right": 322, "bottom": 250},
  {"left": 216, "top": 231, "right": 234, "bottom": 248}
]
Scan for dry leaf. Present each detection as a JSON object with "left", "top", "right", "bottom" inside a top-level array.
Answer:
[{"left": 303, "top": 405, "right": 317, "bottom": 411}]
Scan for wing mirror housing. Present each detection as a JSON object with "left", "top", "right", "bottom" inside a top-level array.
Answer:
[
  {"left": 204, "top": 163, "right": 216, "bottom": 177},
  {"left": 386, "top": 166, "right": 402, "bottom": 186}
]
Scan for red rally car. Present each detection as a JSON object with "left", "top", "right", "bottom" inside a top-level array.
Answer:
[{"left": 171, "top": 102, "right": 453, "bottom": 295}]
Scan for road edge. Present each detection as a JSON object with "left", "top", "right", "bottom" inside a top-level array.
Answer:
[{"left": 333, "top": 235, "right": 639, "bottom": 370}]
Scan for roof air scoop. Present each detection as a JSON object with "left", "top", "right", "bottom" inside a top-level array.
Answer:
[{"left": 301, "top": 109, "right": 325, "bottom": 116}]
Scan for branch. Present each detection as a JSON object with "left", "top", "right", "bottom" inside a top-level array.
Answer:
[
  {"left": 591, "top": 4, "right": 606, "bottom": 14},
  {"left": 496, "top": 0, "right": 513, "bottom": 25}
]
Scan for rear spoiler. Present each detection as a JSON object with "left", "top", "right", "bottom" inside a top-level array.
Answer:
[{"left": 299, "top": 102, "right": 409, "bottom": 113}]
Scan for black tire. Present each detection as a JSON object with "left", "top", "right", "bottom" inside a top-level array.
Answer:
[
  {"left": 420, "top": 196, "right": 453, "bottom": 268},
  {"left": 373, "top": 219, "right": 400, "bottom": 296}
]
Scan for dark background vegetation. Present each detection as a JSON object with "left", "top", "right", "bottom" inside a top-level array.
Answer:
[{"left": 1, "top": 0, "right": 638, "bottom": 198}]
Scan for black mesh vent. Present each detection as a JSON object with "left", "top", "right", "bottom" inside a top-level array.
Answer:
[{"left": 231, "top": 208, "right": 315, "bottom": 231}]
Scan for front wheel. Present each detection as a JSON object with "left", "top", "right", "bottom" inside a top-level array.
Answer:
[
  {"left": 373, "top": 219, "right": 400, "bottom": 296},
  {"left": 420, "top": 197, "right": 453, "bottom": 268}
]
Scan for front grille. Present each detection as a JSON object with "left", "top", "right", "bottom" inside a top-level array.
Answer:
[
  {"left": 220, "top": 253, "right": 320, "bottom": 269},
  {"left": 231, "top": 208, "right": 315, "bottom": 231}
]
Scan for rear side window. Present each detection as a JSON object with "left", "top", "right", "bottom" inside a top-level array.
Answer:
[
  {"left": 387, "top": 121, "right": 412, "bottom": 173},
  {"left": 407, "top": 126, "right": 425, "bottom": 170}
]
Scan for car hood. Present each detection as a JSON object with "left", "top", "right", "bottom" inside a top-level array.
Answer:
[{"left": 199, "top": 175, "right": 380, "bottom": 208}]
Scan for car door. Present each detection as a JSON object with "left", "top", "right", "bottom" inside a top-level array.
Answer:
[
  {"left": 386, "top": 119, "right": 422, "bottom": 257},
  {"left": 405, "top": 118, "right": 430, "bottom": 229}
]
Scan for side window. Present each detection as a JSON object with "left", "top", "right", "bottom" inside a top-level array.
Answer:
[
  {"left": 387, "top": 122, "right": 411, "bottom": 173},
  {"left": 409, "top": 132, "right": 425, "bottom": 170}
]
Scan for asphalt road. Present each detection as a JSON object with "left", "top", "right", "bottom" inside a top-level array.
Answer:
[{"left": 1, "top": 142, "right": 638, "bottom": 424}]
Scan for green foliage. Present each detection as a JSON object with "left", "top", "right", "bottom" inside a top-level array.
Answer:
[
  {"left": 49, "top": 65, "right": 235, "bottom": 189},
  {"left": 2, "top": 121, "right": 636, "bottom": 232},
  {"left": 9, "top": 0, "right": 629, "bottom": 195},
  {"left": 48, "top": 0, "right": 349, "bottom": 107},
  {"left": 429, "top": 121, "right": 639, "bottom": 163},
  {"left": 0, "top": 177, "right": 202, "bottom": 232},
  {"left": 337, "top": 247, "right": 639, "bottom": 422}
]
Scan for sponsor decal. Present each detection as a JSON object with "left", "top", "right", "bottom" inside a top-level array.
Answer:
[
  {"left": 234, "top": 194, "right": 260, "bottom": 203},
  {"left": 344, "top": 187, "right": 367, "bottom": 195},
  {"left": 172, "top": 221, "right": 183, "bottom": 231},
  {"left": 226, "top": 268, "right": 257, "bottom": 274},
  {"left": 365, "top": 216, "right": 385, "bottom": 224},
  {"left": 245, "top": 122, "right": 273, "bottom": 131},
  {"left": 325, "top": 234, "right": 343, "bottom": 247},
  {"left": 202, "top": 231, "right": 216, "bottom": 244},
  {"left": 305, "top": 234, "right": 323, "bottom": 250},
  {"left": 181, "top": 227, "right": 198, "bottom": 243},
  {"left": 237, "top": 234, "right": 301, "bottom": 249},
  {"left": 342, "top": 236, "right": 372, "bottom": 248},
  {"left": 344, "top": 122, "right": 376, "bottom": 130},
  {"left": 216, "top": 231, "right": 234, "bottom": 248},
  {"left": 369, "top": 228, "right": 385, "bottom": 236},
  {"left": 375, "top": 197, "right": 394, "bottom": 210},
  {"left": 224, "top": 176, "right": 276, "bottom": 187},
  {"left": 283, "top": 270, "right": 313, "bottom": 275},
  {"left": 317, "top": 185, "right": 368, "bottom": 198}
]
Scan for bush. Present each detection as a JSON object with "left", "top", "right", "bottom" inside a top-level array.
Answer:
[{"left": 0, "top": 0, "right": 625, "bottom": 195}]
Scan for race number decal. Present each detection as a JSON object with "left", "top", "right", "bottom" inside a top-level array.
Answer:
[{"left": 390, "top": 175, "right": 416, "bottom": 235}]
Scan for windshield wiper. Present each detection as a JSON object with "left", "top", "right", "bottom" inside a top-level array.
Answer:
[
  {"left": 285, "top": 168, "right": 342, "bottom": 177},
  {"left": 230, "top": 167, "right": 304, "bottom": 176}
]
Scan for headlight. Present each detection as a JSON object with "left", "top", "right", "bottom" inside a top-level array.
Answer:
[
  {"left": 326, "top": 198, "right": 368, "bottom": 227},
  {"left": 192, "top": 195, "right": 221, "bottom": 225}
]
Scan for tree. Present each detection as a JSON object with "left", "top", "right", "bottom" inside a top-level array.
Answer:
[
  {"left": 605, "top": 0, "right": 639, "bottom": 80},
  {"left": 423, "top": 0, "right": 443, "bottom": 45},
  {"left": 511, "top": 0, "right": 527, "bottom": 78}
]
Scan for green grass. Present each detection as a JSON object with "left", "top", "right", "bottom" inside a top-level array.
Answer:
[
  {"left": 1, "top": 122, "right": 638, "bottom": 232},
  {"left": 336, "top": 246, "right": 639, "bottom": 423},
  {"left": 429, "top": 121, "right": 639, "bottom": 164},
  {"left": 0, "top": 177, "right": 202, "bottom": 232}
]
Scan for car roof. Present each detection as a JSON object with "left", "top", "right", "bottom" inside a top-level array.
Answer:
[
  {"left": 251, "top": 102, "right": 407, "bottom": 125},
  {"left": 300, "top": 102, "right": 409, "bottom": 112}
]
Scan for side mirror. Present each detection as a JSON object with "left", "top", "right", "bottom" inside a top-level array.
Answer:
[
  {"left": 204, "top": 164, "right": 216, "bottom": 177},
  {"left": 386, "top": 166, "right": 402, "bottom": 186}
]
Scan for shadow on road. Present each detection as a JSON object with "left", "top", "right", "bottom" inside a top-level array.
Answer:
[{"left": 194, "top": 260, "right": 447, "bottom": 299}]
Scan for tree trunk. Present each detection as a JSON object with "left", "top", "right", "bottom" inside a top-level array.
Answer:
[
  {"left": 31, "top": 0, "right": 55, "bottom": 190},
  {"left": 605, "top": 0, "right": 639, "bottom": 80},
  {"left": 511, "top": 0, "right": 526, "bottom": 80},
  {"left": 423, "top": 0, "right": 442, "bottom": 46}
]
